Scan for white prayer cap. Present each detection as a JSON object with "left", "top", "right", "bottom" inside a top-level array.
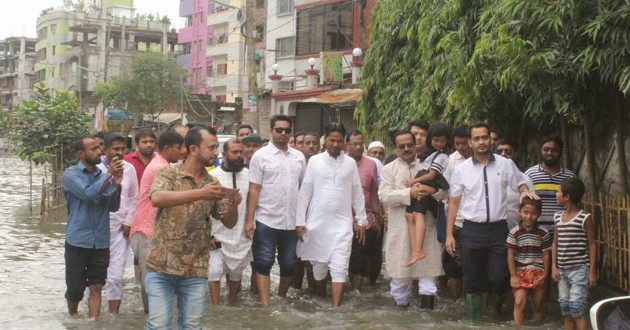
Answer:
[{"left": 367, "top": 141, "right": 385, "bottom": 150}]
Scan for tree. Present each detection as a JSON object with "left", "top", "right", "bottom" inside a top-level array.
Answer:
[
  {"left": 93, "top": 52, "right": 186, "bottom": 127},
  {"left": 7, "top": 83, "right": 91, "bottom": 189}
]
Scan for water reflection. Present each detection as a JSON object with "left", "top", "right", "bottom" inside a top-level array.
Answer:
[{"left": 0, "top": 155, "right": 569, "bottom": 329}]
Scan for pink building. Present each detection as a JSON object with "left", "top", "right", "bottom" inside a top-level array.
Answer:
[{"left": 178, "top": 0, "right": 212, "bottom": 95}]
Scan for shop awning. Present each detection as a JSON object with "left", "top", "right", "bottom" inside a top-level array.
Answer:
[{"left": 299, "top": 88, "right": 363, "bottom": 106}]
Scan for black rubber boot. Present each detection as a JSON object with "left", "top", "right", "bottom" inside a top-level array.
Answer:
[{"left": 420, "top": 294, "right": 435, "bottom": 310}]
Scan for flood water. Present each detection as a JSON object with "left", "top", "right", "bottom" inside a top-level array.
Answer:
[{"left": 0, "top": 154, "right": 613, "bottom": 329}]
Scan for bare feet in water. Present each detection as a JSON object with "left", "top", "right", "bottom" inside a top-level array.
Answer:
[{"left": 405, "top": 250, "right": 426, "bottom": 267}]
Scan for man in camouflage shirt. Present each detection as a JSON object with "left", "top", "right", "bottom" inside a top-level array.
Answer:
[{"left": 145, "top": 126, "right": 241, "bottom": 330}]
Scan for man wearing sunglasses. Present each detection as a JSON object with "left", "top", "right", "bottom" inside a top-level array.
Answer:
[
  {"left": 244, "top": 114, "right": 306, "bottom": 307},
  {"left": 379, "top": 130, "right": 447, "bottom": 309}
]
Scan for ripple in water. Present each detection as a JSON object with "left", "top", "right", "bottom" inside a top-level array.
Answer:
[{"left": 0, "top": 155, "right": 570, "bottom": 330}]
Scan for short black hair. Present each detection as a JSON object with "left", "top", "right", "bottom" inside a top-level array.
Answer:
[
  {"left": 541, "top": 134, "right": 564, "bottom": 151},
  {"left": 74, "top": 135, "right": 92, "bottom": 153},
  {"left": 407, "top": 119, "right": 430, "bottom": 132},
  {"left": 490, "top": 128, "right": 501, "bottom": 136},
  {"left": 304, "top": 131, "right": 320, "bottom": 140},
  {"left": 560, "top": 177, "right": 585, "bottom": 204},
  {"left": 519, "top": 196, "right": 542, "bottom": 214},
  {"left": 96, "top": 131, "right": 106, "bottom": 140},
  {"left": 452, "top": 125, "right": 470, "bottom": 139},
  {"left": 270, "top": 114, "right": 292, "bottom": 129},
  {"left": 223, "top": 138, "right": 242, "bottom": 153},
  {"left": 294, "top": 131, "right": 307, "bottom": 139},
  {"left": 469, "top": 122, "right": 491, "bottom": 136},
  {"left": 104, "top": 132, "right": 126, "bottom": 148},
  {"left": 185, "top": 126, "right": 217, "bottom": 154},
  {"left": 424, "top": 122, "right": 451, "bottom": 156},
  {"left": 324, "top": 123, "right": 346, "bottom": 138},
  {"left": 496, "top": 138, "right": 517, "bottom": 151},
  {"left": 158, "top": 129, "right": 185, "bottom": 151},
  {"left": 390, "top": 130, "right": 415, "bottom": 147},
  {"left": 345, "top": 130, "right": 363, "bottom": 143},
  {"left": 237, "top": 124, "right": 254, "bottom": 133},
  {"left": 134, "top": 130, "right": 157, "bottom": 144}
]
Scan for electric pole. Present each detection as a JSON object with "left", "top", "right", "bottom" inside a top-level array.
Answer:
[{"left": 245, "top": 0, "right": 259, "bottom": 132}]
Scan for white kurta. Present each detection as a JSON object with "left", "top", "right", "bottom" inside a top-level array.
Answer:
[
  {"left": 96, "top": 161, "right": 138, "bottom": 300},
  {"left": 209, "top": 166, "right": 252, "bottom": 270},
  {"left": 296, "top": 152, "right": 367, "bottom": 264}
]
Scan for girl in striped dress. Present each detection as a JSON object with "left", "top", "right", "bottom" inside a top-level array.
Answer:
[{"left": 552, "top": 177, "right": 597, "bottom": 330}]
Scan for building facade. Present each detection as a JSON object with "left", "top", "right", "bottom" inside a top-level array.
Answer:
[
  {"left": 0, "top": 37, "right": 37, "bottom": 111},
  {"left": 264, "top": 0, "right": 376, "bottom": 134},
  {"left": 35, "top": 0, "right": 177, "bottom": 100}
]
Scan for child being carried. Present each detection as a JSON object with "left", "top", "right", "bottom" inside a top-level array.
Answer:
[{"left": 404, "top": 123, "right": 451, "bottom": 267}]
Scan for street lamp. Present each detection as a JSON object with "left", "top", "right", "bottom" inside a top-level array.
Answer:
[
  {"left": 308, "top": 57, "right": 316, "bottom": 70},
  {"left": 271, "top": 63, "right": 279, "bottom": 74},
  {"left": 352, "top": 47, "right": 363, "bottom": 57}
]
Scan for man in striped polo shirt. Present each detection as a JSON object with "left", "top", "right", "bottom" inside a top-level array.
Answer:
[{"left": 525, "top": 135, "right": 576, "bottom": 231}]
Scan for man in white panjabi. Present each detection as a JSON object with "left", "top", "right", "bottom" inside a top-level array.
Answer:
[
  {"left": 379, "top": 130, "right": 446, "bottom": 309},
  {"left": 94, "top": 133, "right": 138, "bottom": 313},
  {"left": 208, "top": 139, "right": 251, "bottom": 305},
  {"left": 296, "top": 123, "right": 367, "bottom": 308}
]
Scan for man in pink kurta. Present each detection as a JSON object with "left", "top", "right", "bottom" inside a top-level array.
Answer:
[
  {"left": 346, "top": 131, "right": 382, "bottom": 289},
  {"left": 129, "top": 130, "right": 184, "bottom": 313}
]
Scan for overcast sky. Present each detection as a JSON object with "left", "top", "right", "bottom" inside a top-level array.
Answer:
[{"left": 0, "top": 0, "right": 182, "bottom": 40}]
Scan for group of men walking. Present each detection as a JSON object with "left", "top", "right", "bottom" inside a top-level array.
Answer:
[{"left": 62, "top": 114, "right": 595, "bottom": 329}]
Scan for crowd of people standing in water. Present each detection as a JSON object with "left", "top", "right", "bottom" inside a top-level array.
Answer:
[{"left": 62, "top": 115, "right": 597, "bottom": 330}]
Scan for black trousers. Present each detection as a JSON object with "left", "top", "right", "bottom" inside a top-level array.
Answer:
[
  {"left": 460, "top": 220, "right": 509, "bottom": 295},
  {"left": 349, "top": 226, "right": 383, "bottom": 282}
]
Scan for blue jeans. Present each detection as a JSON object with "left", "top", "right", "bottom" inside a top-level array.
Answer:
[
  {"left": 558, "top": 264, "right": 589, "bottom": 318},
  {"left": 252, "top": 221, "right": 297, "bottom": 277},
  {"left": 145, "top": 272, "right": 207, "bottom": 330}
]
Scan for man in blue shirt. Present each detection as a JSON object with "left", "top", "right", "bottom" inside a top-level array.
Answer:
[{"left": 63, "top": 135, "right": 123, "bottom": 318}]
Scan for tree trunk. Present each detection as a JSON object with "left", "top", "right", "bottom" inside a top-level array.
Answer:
[
  {"left": 560, "top": 117, "right": 571, "bottom": 169},
  {"left": 583, "top": 121, "right": 598, "bottom": 199},
  {"left": 614, "top": 92, "right": 629, "bottom": 196}
]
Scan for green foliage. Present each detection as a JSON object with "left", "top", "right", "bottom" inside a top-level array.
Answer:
[
  {"left": 356, "top": 0, "right": 630, "bottom": 141},
  {"left": 8, "top": 83, "right": 91, "bottom": 166},
  {"left": 93, "top": 52, "right": 186, "bottom": 124}
]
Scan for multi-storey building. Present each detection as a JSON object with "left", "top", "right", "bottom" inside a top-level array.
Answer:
[
  {"left": 265, "top": 0, "right": 376, "bottom": 133},
  {"left": 178, "top": 0, "right": 246, "bottom": 104},
  {"left": 0, "top": 37, "right": 36, "bottom": 111},
  {"left": 35, "top": 0, "right": 177, "bottom": 101}
]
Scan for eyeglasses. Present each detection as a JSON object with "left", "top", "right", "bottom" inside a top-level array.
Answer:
[
  {"left": 369, "top": 151, "right": 384, "bottom": 156},
  {"left": 273, "top": 127, "right": 292, "bottom": 134},
  {"left": 397, "top": 143, "right": 414, "bottom": 150},
  {"left": 497, "top": 148, "right": 513, "bottom": 156}
]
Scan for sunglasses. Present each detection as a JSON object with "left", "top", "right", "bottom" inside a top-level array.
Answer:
[
  {"left": 497, "top": 148, "right": 513, "bottom": 156},
  {"left": 273, "top": 127, "right": 292, "bottom": 134}
]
